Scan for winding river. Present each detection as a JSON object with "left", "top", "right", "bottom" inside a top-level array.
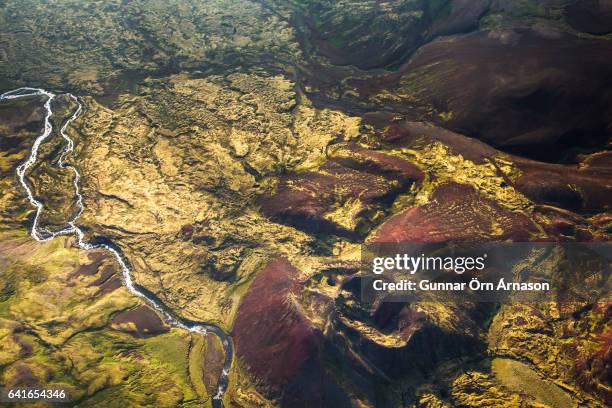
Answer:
[{"left": 0, "top": 87, "right": 233, "bottom": 407}]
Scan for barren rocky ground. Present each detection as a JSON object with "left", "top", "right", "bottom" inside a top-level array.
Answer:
[{"left": 0, "top": 1, "right": 610, "bottom": 407}]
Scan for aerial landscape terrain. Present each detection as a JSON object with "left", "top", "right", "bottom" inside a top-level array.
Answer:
[{"left": 0, "top": 0, "right": 610, "bottom": 407}]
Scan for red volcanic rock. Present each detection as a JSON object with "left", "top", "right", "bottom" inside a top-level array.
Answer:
[
  {"left": 88, "top": 264, "right": 115, "bottom": 287},
  {"left": 379, "top": 123, "right": 414, "bottom": 144},
  {"left": 330, "top": 145, "right": 424, "bottom": 185},
  {"left": 590, "top": 213, "right": 612, "bottom": 231},
  {"left": 533, "top": 205, "right": 585, "bottom": 239},
  {"left": 92, "top": 274, "right": 122, "bottom": 297},
  {"left": 581, "top": 151, "right": 612, "bottom": 168},
  {"left": 232, "top": 258, "right": 321, "bottom": 392},
  {"left": 512, "top": 159, "right": 612, "bottom": 213},
  {"left": 202, "top": 335, "right": 225, "bottom": 398},
  {"left": 111, "top": 305, "right": 169, "bottom": 338},
  {"left": 179, "top": 223, "right": 194, "bottom": 240},
  {"left": 260, "top": 169, "right": 369, "bottom": 238},
  {"left": 573, "top": 304, "right": 612, "bottom": 405},
  {"left": 385, "top": 121, "right": 499, "bottom": 163},
  {"left": 261, "top": 151, "right": 422, "bottom": 238},
  {"left": 365, "top": 29, "right": 612, "bottom": 160},
  {"left": 69, "top": 252, "right": 107, "bottom": 279},
  {"left": 0, "top": 98, "right": 44, "bottom": 173},
  {"left": 303, "top": 0, "right": 491, "bottom": 71},
  {"left": 427, "top": 0, "right": 491, "bottom": 39},
  {"left": 380, "top": 121, "right": 612, "bottom": 214},
  {"left": 369, "top": 182, "right": 539, "bottom": 243}
]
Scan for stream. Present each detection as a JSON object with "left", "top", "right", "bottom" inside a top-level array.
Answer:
[{"left": 0, "top": 87, "right": 233, "bottom": 407}]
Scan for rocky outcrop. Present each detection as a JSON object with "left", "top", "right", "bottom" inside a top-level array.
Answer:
[
  {"left": 297, "top": 0, "right": 491, "bottom": 70},
  {"left": 232, "top": 257, "right": 351, "bottom": 406},
  {"left": 573, "top": 303, "right": 612, "bottom": 405},
  {"left": 110, "top": 305, "right": 169, "bottom": 338},
  {"left": 512, "top": 158, "right": 612, "bottom": 213},
  {"left": 261, "top": 146, "right": 423, "bottom": 239},
  {"left": 233, "top": 258, "right": 320, "bottom": 392},
  {"left": 2, "top": 1, "right": 611, "bottom": 407},
  {"left": 369, "top": 182, "right": 538, "bottom": 243},
  {"left": 379, "top": 120, "right": 612, "bottom": 215},
  {"left": 391, "top": 29, "right": 612, "bottom": 159}
]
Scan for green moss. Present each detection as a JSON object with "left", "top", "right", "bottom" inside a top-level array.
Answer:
[
  {"left": 492, "top": 358, "right": 574, "bottom": 408},
  {"left": 0, "top": 262, "right": 47, "bottom": 302},
  {"left": 187, "top": 336, "right": 208, "bottom": 400},
  {"left": 142, "top": 330, "right": 199, "bottom": 402}
]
